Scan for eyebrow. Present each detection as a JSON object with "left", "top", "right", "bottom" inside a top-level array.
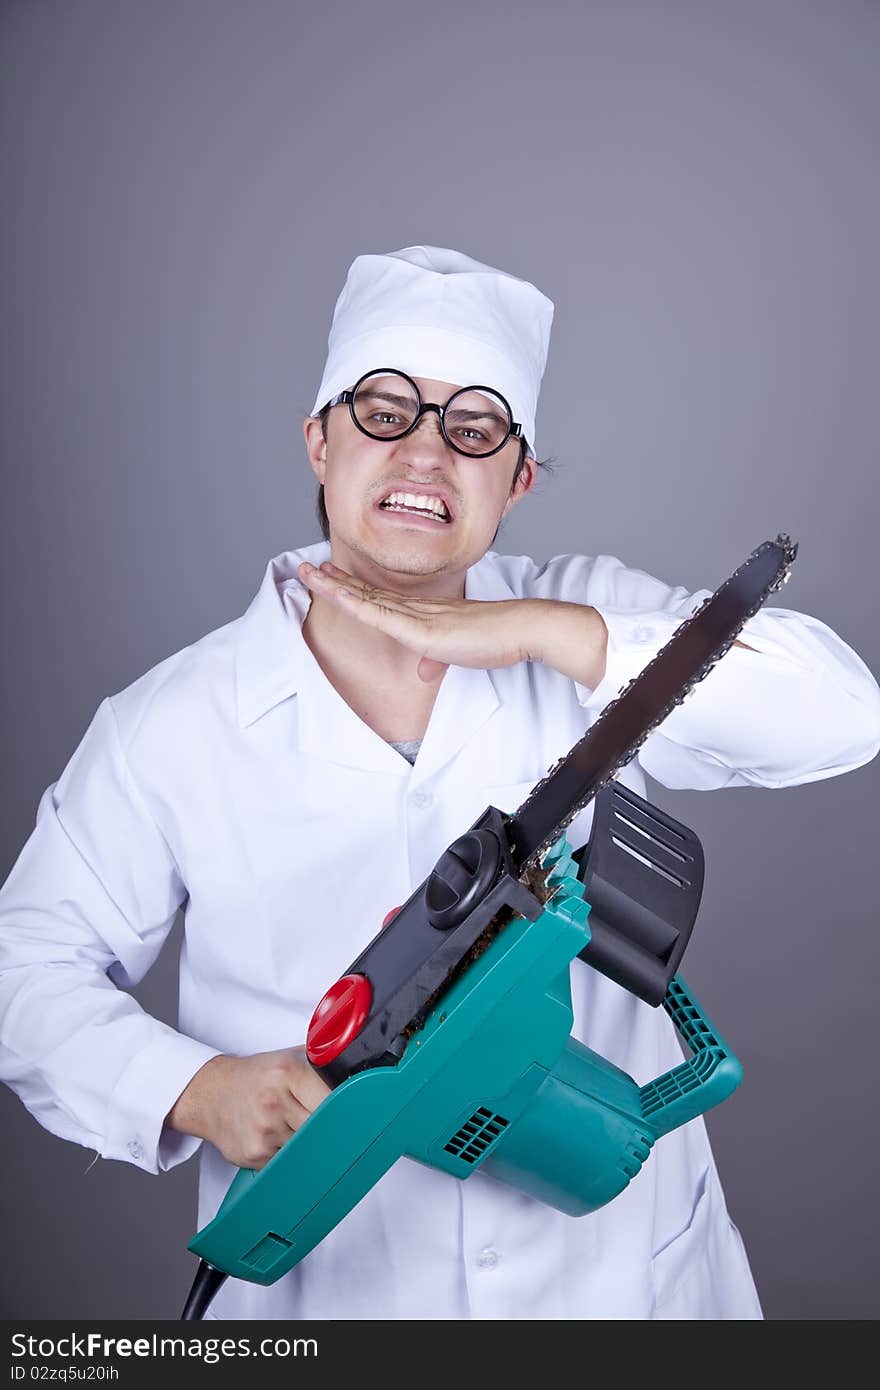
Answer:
[
  {"left": 445, "top": 405, "right": 507, "bottom": 426},
  {"left": 359, "top": 388, "right": 415, "bottom": 409},
  {"left": 359, "top": 387, "right": 506, "bottom": 426}
]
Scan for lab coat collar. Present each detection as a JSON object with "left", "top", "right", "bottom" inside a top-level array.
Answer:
[
  {"left": 234, "top": 542, "right": 517, "bottom": 777},
  {"left": 234, "top": 542, "right": 328, "bottom": 730}
]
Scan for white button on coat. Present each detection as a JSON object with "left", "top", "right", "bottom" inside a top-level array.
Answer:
[{"left": 1, "top": 541, "right": 878, "bottom": 1321}]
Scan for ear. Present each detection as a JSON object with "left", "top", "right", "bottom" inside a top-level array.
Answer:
[
  {"left": 303, "top": 415, "right": 327, "bottom": 484},
  {"left": 501, "top": 453, "right": 537, "bottom": 519}
]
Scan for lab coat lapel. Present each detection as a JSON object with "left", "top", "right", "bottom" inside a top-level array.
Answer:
[
  {"left": 408, "top": 662, "right": 500, "bottom": 783},
  {"left": 294, "top": 643, "right": 410, "bottom": 775}
]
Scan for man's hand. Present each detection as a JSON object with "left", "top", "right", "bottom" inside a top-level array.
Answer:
[
  {"left": 298, "top": 560, "right": 609, "bottom": 689},
  {"left": 165, "top": 1046, "right": 332, "bottom": 1170}
]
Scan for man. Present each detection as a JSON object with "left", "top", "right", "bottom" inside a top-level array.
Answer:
[{"left": 1, "top": 245, "right": 878, "bottom": 1320}]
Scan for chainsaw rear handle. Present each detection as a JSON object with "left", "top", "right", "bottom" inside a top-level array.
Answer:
[{"left": 640, "top": 974, "right": 743, "bottom": 1137}]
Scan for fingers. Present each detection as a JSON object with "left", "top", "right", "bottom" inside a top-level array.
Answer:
[
  {"left": 299, "top": 561, "right": 448, "bottom": 617},
  {"left": 247, "top": 1089, "right": 315, "bottom": 1168},
  {"left": 299, "top": 563, "right": 439, "bottom": 650},
  {"left": 286, "top": 1045, "right": 333, "bottom": 1111},
  {"left": 298, "top": 562, "right": 397, "bottom": 614},
  {"left": 238, "top": 1049, "right": 328, "bottom": 1166},
  {"left": 279, "top": 1093, "right": 311, "bottom": 1134},
  {"left": 257, "top": 1057, "right": 330, "bottom": 1162},
  {"left": 319, "top": 563, "right": 424, "bottom": 606}
]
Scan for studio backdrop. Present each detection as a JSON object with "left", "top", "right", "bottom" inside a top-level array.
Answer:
[{"left": 1, "top": 0, "right": 878, "bottom": 1321}]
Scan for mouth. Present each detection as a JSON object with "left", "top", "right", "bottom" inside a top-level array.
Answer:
[{"left": 376, "top": 487, "right": 453, "bottom": 525}]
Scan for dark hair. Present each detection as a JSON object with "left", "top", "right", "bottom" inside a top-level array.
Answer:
[{"left": 313, "top": 403, "right": 555, "bottom": 542}]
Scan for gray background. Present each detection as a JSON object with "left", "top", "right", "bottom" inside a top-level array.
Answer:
[{"left": 1, "top": 0, "right": 878, "bottom": 1321}]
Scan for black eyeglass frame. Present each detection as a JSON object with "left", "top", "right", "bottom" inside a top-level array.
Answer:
[{"left": 326, "top": 367, "right": 525, "bottom": 460}]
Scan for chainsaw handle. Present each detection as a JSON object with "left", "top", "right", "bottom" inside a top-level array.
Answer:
[{"left": 638, "top": 975, "right": 742, "bottom": 1138}]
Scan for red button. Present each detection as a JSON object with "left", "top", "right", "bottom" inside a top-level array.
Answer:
[
  {"left": 382, "top": 905, "right": 402, "bottom": 928},
  {"left": 306, "top": 974, "right": 373, "bottom": 1067}
]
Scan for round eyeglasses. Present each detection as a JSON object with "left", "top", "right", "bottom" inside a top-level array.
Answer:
[{"left": 326, "top": 368, "right": 524, "bottom": 459}]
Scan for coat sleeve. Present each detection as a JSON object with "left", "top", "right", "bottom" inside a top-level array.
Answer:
[
  {"left": 0, "top": 697, "right": 221, "bottom": 1173},
  {"left": 528, "top": 552, "right": 880, "bottom": 790}
]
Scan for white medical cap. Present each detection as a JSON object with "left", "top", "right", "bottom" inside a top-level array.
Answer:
[{"left": 310, "top": 245, "right": 554, "bottom": 456}]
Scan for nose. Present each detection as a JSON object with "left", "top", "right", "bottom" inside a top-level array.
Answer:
[
  {"left": 394, "top": 403, "right": 451, "bottom": 463},
  {"left": 411, "top": 403, "right": 446, "bottom": 438}
]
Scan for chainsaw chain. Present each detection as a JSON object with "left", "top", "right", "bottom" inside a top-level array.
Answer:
[{"left": 519, "top": 533, "right": 799, "bottom": 874}]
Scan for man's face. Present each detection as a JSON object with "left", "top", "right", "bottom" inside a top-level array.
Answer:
[{"left": 303, "top": 375, "right": 535, "bottom": 583}]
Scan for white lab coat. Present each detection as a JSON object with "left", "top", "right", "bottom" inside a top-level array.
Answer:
[{"left": 1, "top": 541, "right": 878, "bottom": 1321}]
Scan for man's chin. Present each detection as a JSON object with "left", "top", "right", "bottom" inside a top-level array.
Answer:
[
  {"left": 337, "top": 529, "right": 469, "bottom": 582},
  {"left": 360, "top": 545, "right": 450, "bottom": 578}
]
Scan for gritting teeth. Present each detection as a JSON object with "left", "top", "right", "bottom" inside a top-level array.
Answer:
[{"left": 381, "top": 491, "right": 449, "bottom": 519}]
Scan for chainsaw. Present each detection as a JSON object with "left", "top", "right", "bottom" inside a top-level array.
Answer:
[{"left": 180, "top": 534, "right": 798, "bottom": 1319}]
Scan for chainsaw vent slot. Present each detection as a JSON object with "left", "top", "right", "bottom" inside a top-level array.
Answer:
[
  {"left": 613, "top": 806, "right": 687, "bottom": 854},
  {"left": 611, "top": 834, "right": 687, "bottom": 888},
  {"left": 444, "top": 1107, "right": 509, "bottom": 1163}
]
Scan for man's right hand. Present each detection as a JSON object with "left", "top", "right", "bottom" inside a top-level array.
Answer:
[{"left": 165, "top": 1047, "right": 332, "bottom": 1170}]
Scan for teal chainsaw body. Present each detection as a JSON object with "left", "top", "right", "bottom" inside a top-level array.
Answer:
[{"left": 188, "top": 834, "right": 740, "bottom": 1286}]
